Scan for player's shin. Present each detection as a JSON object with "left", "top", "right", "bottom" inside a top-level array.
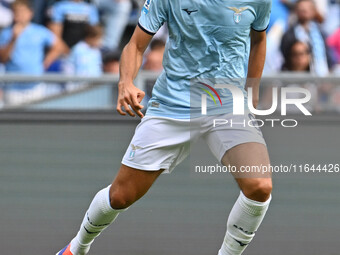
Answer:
[
  {"left": 218, "top": 191, "right": 271, "bottom": 255},
  {"left": 71, "top": 185, "right": 127, "bottom": 254}
]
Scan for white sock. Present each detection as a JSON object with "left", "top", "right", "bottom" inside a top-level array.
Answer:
[
  {"left": 70, "top": 185, "right": 127, "bottom": 255},
  {"left": 218, "top": 191, "right": 272, "bottom": 255}
]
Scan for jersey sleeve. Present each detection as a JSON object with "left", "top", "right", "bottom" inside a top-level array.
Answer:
[
  {"left": 138, "top": 0, "right": 169, "bottom": 36},
  {"left": 0, "top": 28, "right": 12, "bottom": 48},
  {"left": 89, "top": 5, "right": 100, "bottom": 25},
  {"left": 42, "top": 27, "right": 57, "bottom": 47},
  {"left": 251, "top": 0, "right": 272, "bottom": 32},
  {"left": 50, "top": 3, "right": 64, "bottom": 23}
]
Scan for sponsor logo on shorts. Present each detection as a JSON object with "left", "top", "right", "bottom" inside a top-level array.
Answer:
[{"left": 129, "top": 144, "right": 143, "bottom": 158}]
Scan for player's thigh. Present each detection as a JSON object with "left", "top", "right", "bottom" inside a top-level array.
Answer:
[
  {"left": 109, "top": 164, "right": 164, "bottom": 209},
  {"left": 122, "top": 116, "right": 191, "bottom": 174},
  {"left": 222, "top": 142, "right": 272, "bottom": 201},
  {"left": 222, "top": 142, "right": 270, "bottom": 173},
  {"left": 204, "top": 113, "right": 266, "bottom": 164},
  {"left": 204, "top": 113, "right": 269, "bottom": 178},
  {"left": 110, "top": 117, "right": 191, "bottom": 209},
  {"left": 204, "top": 113, "right": 272, "bottom": 201}
]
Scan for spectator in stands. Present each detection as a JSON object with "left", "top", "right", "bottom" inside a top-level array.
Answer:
[
  {"left": 268, "top": 0, "right": 291, "bottom": 32},
  {"left": 31, "top": 0, "right": 56, "bottom": 25},
  {"left": 282, "top": 40, "right": 311, "bottom": 72},
  {"left": 94, "top": 0, "right": 132, "bottom": 51},
  {"left": 142, "top": 39, "right": 165, "bottom": 72},
  {"left": 321, "top": 0, "right": 340, "bottom": 36},
  {"left": 0, "top": 0, "right": 13, "bottom": 29},
  {"left": 281, "top": 0, "right": 333, "bottom": 76},
  {"left": 65, "top": 25, "right": 103, "bottom": 76},
  {"left": 48, "top": 0, "right": 99, "bottom": 51},
  {"left": 0, "top": 0, "right": 63, "bottom": 105},
  {"left": 0, "top": 89, "right": 3, "bottom": 107},
  {"left": 103, "top": 51, "right": 120, "bottom": 74},
  {"left": 279, "top": 40, "right": 318, "bottom": 113},
  {"left": 327, "top": 28, "right": 340, "bottom": 73},
  {"left": 0, "top": 0, "right": 13, "bottom": 74}
]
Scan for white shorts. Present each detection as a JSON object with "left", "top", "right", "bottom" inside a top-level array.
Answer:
[{"left": 122, "top": 113, "right": 266, "bottom": 173}]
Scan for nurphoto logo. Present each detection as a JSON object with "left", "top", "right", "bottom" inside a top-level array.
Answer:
[{"left": 200, "top": 83, "right": 312, "bottom": 128}]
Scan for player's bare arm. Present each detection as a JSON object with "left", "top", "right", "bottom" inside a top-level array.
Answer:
[
  {"left": 246, "top": 30, "right": 267, "bottom": 109},
  {"left": 117, "top": 26, "right": 153, "bottom": 118}
]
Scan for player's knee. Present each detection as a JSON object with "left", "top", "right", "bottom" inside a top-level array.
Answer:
[
  {"left": 243, "top": 180, "right": 272, "bottom": 202},
  {"left": 109, "top": 190, "right": 134, "bottom": 210}
]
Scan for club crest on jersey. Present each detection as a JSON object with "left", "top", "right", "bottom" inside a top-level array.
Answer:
[
  {"left": 228, "top": 7, "right": 249, "bottom": 24},
  {"left": 142, "top": 0, "right": 152, "bottom": 14}
]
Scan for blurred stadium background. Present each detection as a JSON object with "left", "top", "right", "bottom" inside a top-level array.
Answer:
[{"left": 0, "top": 0, "right": 340, "bottom": 254}]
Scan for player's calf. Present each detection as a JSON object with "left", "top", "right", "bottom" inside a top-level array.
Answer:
[
  {"left": 56, "top": 165, "right": 163, "bottom": 255},
  {"left": 109, "top": 164, "right": 164, "bottom": 210},
  {"left": 219, "top": 143, "right": 273, "bottom": 254},
  {"left": 218, "top": 191, "right": 272, "bottom": 255},
  {"left": 56, "top": 184, "right": 126, "bottom": 255}
]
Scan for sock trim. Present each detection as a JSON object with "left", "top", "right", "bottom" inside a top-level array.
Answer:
[
  {"left": 83, "top": 226, "right": 101, "bottom": 235},
  {"left": 239, "top": 191, "right": 272, "bottom": 216}
]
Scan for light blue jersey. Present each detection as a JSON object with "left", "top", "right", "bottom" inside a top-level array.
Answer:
[
  {"left": 67, "top": 41, "right": 102, "bottom": 76},
  {"left": 50, "top": 0, "right": 99, "bottom": 48},
  {"left": 0, "top": 23, "right": 55, "bottom": 74},
  {"left": 138, "top": 0, "right": 271, "bottom": 118},
  {"left": 0, "top": 23, "right": 56, "bottom": 90},
  {"left": 50, "top": 1, "right": 99, "bottom": 25}
]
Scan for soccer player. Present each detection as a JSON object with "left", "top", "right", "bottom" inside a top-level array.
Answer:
[{"left": 57, "top": 0, "right": 273, "bottom": 254}]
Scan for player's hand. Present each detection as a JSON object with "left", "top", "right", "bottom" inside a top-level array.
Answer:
[
  {"left": 12, "top": 24, "right": 25, "bottom": 39},
  {"left": 116, "top": 82, "right": 145, "bottom": 118}
]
